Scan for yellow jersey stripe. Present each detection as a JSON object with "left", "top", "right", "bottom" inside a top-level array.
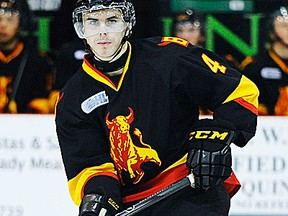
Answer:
[{"left": 68, "top": 162, "right": 118, "bottom": 206}]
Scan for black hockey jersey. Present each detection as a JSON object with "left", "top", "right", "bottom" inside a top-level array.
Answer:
[
  {"left": 55, "top": 37, "right": 259, "bottom": 206},
  {"left": 0, "top": 41, "right": 52, "bottom": 113},
  {"left": 242, "top": 49, "right": 288, "bottom": 115}
]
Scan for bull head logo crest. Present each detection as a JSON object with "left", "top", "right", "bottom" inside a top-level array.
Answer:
[{"left": 106, "top": 107, "right": 161, "bottom": 185}]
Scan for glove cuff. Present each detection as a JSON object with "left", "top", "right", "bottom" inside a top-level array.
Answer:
[{"left": 79, "top": 194, "right": 106, "bottom": 216}]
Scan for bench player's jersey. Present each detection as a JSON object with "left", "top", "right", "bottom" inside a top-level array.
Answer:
[
  {"left": 55, "top": 36, "right": 258, "bottom": 206},
  {"left": 242, "top": 49, "right": 288, "bottom": 115},
  {"left": 0, "top": 41, "right": 52, "bottom": 113}
]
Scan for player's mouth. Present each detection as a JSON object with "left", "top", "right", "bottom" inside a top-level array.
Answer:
[
  {"left": 0, "top": 33, "right": 8, "bottom": 38},
  {"left": 97, "top": 41, "right": 112, "bottom": 45}
]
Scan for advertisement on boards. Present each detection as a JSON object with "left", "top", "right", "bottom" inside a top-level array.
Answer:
[
  {"left": 0, "top": 115, "right": 77, "bottom": 216},
  {"left": 230, "top": 117, "right": 288, "bottom": 215}
]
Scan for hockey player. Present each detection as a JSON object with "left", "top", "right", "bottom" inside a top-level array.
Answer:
[
  {"left": 172, "top": 9, "right": 241, "bottom": 69},
  {"left": 241, "top": 6, "right": 288, "bottom": 115},
  {"left": 55, "top": 0, "right": 259, "bottom": 215},
  {"left": 0, "top": 0, "right": 53, "bottom": 113},
  {"left": 173, "top": 9, "right": 206, "bottom": 48}
]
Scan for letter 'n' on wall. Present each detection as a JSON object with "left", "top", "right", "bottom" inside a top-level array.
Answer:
[{"left": 206, "top": 14, "right": 263, "bottom": 56}]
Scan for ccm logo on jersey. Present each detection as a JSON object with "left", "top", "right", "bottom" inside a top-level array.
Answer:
[
  {"left": 81, "top": 91, "right": 109, "bottom": 114},
  {"left": 189, "top": 130, "right": 229, "bottom": 141}
]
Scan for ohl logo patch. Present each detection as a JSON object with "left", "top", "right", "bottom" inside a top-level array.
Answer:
[{"left": 106, "top": 107, "right": 161, "bottom": 185}]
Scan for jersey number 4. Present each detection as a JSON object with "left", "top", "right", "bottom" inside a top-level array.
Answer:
[{"left": 201, "top": 53, "right": 227, "bottom": 74}]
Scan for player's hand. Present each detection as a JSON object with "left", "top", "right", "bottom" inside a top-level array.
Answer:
[
  {"left": 186, "top": 128, "right": 235, "bottom": 190},
  {"left": 79, "top": 194, "right": 119, "bottom": 216}
]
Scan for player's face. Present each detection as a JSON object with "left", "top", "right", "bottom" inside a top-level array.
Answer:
[
  {"left": 273, "top": 15, "right": 288, "bottom": 45},
  {"left": 0, "top": 11, "right": 20, "bottom": 45},
  {"left": 175, "top": 21, "right": 203, "bottom": 47},
  {"left": 83, "top": 9, "right": 127, "bottom": 61}
]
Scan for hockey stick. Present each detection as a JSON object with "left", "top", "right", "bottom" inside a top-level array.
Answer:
[{"left": 116, "top": 174, "right": 195, "bottom": 216}]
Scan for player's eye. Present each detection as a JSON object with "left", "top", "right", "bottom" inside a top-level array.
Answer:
[
  {"left": 86, "top": 19, "right": 99, "bottom": 25},
  {"left": 107, "top": 18, "right": 119, "bottom": 25}
]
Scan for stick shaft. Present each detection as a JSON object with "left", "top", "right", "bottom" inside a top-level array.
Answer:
[{"left": 116, "top": 174, "right": 195, "bottom": 216}]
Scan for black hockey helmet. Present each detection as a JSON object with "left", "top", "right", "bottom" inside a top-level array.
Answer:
[
  {"left": 0, "top": 0, "right": 34, "bottom": 33},
  {"left": 173, "top": 9, "right": 206, "bottom": 36},
  {"left": 267, "top": 6, "right": 288, "bottom": 43},
  {"left": 73, "top": 0, "right": 136, "bottom": 39}
]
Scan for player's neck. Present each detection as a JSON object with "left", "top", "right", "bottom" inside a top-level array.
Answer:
[
  {"left": 105, "top": 68, "right": 124, "bottom": 76},
  {"left": 0, "top": 38, "right": 19, "bottom": 53}
]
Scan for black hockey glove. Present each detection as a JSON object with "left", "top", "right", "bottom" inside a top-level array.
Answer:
[
  {"left": 79, "top": 193, "right": 120, "bottom": 216},
  {"left": 186, "top": 127, "right": 235, "bottom": 191}
]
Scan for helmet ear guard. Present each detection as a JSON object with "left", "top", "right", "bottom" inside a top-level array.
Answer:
[
  {"left": 72, "top": 7, "right": 86, "bottom": 39},
  {"left": 124, "top": 21, "right": 133, "bottom": 37}
]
